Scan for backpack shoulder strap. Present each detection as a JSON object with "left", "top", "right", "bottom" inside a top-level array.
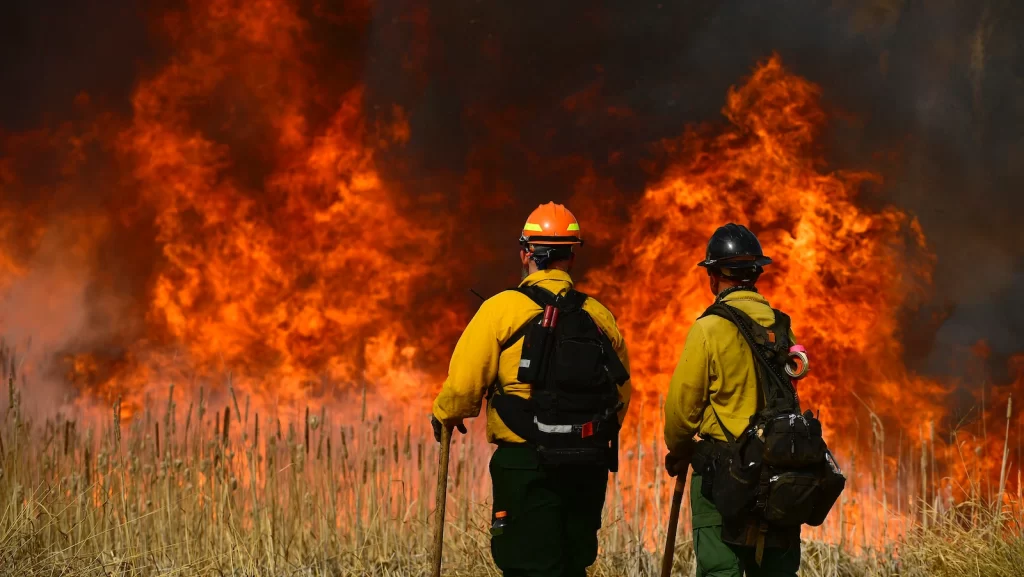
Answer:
[
  {"left": 709, "top": 405, "right": 737, "bottom": 445},
  {"left": 559, "top": 288, "right": 588, "bottom": 313},
  {"left": 701, "top": 303, "right": 773, "bottom": 346},
  {"left": 515, "top": 285, "right": 559, "bottom": 308},
  {"left": 495, "top": 287, "right": 549, "bottom": 354},
  {"left": 700, "top": 302, "right": 799, "bottom": 412},
  {"left": 488, "top": 288, "right": 544, "bottom": 399},
  {"left": 491, "top": 286, "right": 593, "bottom": 397},
  {"left": 772, "top": 309, "right": 793, "bottom": 343},
  {"left": 501, "top": 286, "right": 586, "bottom": 353}
]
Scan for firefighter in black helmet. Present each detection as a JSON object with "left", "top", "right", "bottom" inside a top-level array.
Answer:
[
  {"left": 698, "top": 222, "right": 773, "bottom": 282},
  {"left": 663, "top": 224, "right": 801, "bottom": 577}
]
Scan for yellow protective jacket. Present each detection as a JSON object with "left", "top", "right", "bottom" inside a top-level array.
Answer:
[
  {"left": 664, "top": 290, "right": 797, "bottom": 454},
  {"left": 432, "top": 269, "right": 632, "bottom": 444}
]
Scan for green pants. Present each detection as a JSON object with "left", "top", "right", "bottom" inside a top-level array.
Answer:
[
  {"left": 690, "top": 475, "right": 800, "bottom": 577},
  {"left": 489, "top": 445, "right": 608, "bottom": 577}
]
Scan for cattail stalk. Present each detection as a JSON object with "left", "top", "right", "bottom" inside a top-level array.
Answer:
[
  {"left": 113, "top": 396, "right": 122, "bottom": 450},
  {"left": 223, "top": 406, "right": 231, "bottom": 446},
  {"left": 920, "top": 423, "right": 928, "bottom": 529},
  {"left": 229, "top": 374, "right": 242, "bottom": 425},
  {"left": 997, "top": 396, "right": 1013, "bottom": 515},
  {"left": 361, "top": 382, "right": 367, "bottom": 422},
  {"left": 165, "top": 381, "right": 175, "bottom": 441}
]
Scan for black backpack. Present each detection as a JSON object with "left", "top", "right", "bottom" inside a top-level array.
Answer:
[
  {"left": 697, "top": 300, "right": 846, "bottom": 539},
  {"left": 489, "top": 286, "right": 630, "bottom": 471}
]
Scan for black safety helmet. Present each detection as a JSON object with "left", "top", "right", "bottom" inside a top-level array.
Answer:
[{"left": 697, "top": 223, "right": 772, "bottom": 271}]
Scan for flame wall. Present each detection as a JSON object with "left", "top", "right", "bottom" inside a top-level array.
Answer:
[{"left": 1, "top": 0, "right": 1022, "bottom": 488}]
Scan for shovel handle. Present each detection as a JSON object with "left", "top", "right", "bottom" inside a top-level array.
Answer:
[
  {"left": 431, "top": 425, "right": 453, "bottom": 577},
  {"left": 660, "top": 475, "right": 687, "bottom": 577}
]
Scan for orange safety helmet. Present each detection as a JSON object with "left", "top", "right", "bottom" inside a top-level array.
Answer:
[{"left": 519, "top": 202, "right": 584, "bottom": 247}]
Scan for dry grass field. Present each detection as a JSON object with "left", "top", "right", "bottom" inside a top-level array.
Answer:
[{"left": 0, "top": 365, "right": 1022, "bottom": 576}]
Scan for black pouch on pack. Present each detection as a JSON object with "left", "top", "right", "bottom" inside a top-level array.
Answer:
[
  {"left": 763, "top": 470, "right": 821, "bottom": 527},
  {"left": 550, "top": 313, "right": 607, "bottom": 393},
  {"left": 712, "top": 431, "right": 764, "bottom": 520},
  {"left": 762, "top": 410, "right": 827, "bottom": 468},
  {"left": 697, "top": 300, "right": 848, "bottom": 529},
  {"left": 764, "top": 449, "right": 847, "bottom": 528},
  {"left": 690, "top": 441, "right": 712, "bottom": 479},
  {"left": 517, "top": 320, "right": 549, "bottom": 384},
  {"left": 700, "top": 459, "right": 717, "bottom": 502},
  {"left": 598, "top": 331, "right": 630, "bottom": 386},
  {"left": 691, "top": 441, "right": 718, "bottom": 501},
  {"left": 807, "top": 449, "right": 847, "bottom": 526}
]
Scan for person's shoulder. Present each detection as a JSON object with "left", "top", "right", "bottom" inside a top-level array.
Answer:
[
  {"left": 693, "top": 310, "right": 726, "bottom": 340},
  {"left": 479, "top": 288, "right": 538, "bottom": 314},
  {"left": 578, "top": 293, "right": 629, "bottom": 343},
  {"left": 579, "top": 292, "right": 617, "bottom": 323}
]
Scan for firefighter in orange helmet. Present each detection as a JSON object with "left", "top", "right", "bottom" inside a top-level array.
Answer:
[
  {"left": 516, "top": 201, "right": 584, "bottom": 274},
  {"left": 432, "top": 202, "right": 633, "bottom": 576}
]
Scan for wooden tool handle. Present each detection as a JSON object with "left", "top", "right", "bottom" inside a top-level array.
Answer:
[
  {"left": 660, "top": 475, "right": 686, "bottom": 577},
  {"left": 431, "top": 426, "right": 453, "bottom": 577}
]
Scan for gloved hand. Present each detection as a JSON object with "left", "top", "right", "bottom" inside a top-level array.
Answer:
[
  {"left": 665, "top": 449, "right": 692, "bottom": 478},
  {"left": 430, "top": 414, "right": 467, "bottom": 443}
]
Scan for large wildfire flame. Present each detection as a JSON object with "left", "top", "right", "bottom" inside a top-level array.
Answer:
[
  {"left": 0, "top": 0, "right": 1020, "bottom": 497},
  {"left": 3, "top": 1, "right": 462, "bottom": 418},
  {"left": 586, "top": 57, "right": 941, "bottom": 441}
]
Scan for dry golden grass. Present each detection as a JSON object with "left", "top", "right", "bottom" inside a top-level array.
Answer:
[{"left": 0, "top": 362, "right": 1021, "bottom": 576}]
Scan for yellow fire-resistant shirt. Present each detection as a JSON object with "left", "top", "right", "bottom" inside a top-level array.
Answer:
[
  {"left": 664, "top": 290, "right": 797, "bottom": 454},
  {"left": 432, "top": 269, "right": 632, "bottom": 444}
]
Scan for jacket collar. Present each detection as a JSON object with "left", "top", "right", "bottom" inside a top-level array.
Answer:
[
  {"left": 720, "top": 289, "right": 767, "bottom": 304},
  {"left": 519, "top": 268, "right": 574, "bottom": 288}
]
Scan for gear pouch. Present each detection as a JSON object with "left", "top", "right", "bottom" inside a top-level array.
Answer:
[
  {"left": 762, "top": 411, "right": 827, "bottom": 468},
  {"left": 517, "top": 320, "right": 549, "bottom": 384},
  {"left": 807, "top": 449, "right": 846, "bottom": 526},
  {"left": 763, "top": 470, "right": 820, "bottom": 527},
  {"left": 711, "top": 432, "right": 764, "bottom": 520}
]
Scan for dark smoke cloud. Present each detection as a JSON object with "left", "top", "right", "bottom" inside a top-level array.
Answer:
[{"left": 1, "top": 0, "right": 1021, "bottom": 385}]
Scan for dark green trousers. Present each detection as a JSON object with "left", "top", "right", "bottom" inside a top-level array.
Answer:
[
  {"left": 489, "top": 445, "right": 608, "bottom": 577},
  {"left": 690, "top": 475, "right": 800, "bottom": 577}
]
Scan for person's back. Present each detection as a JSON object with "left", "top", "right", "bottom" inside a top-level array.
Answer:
[
  {"left": 431, "top": 203, "right": 632, "bottom": 577},
  {"left": 666, "top": 290, "right": 790, "bottom": 448},
  {"left": 663, "top": 224, "right": 801, "bottom": 577}
]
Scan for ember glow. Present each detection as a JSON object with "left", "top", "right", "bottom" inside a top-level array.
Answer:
[{"left": 0, "top": 0, "right": 1019, "bottom": 507}]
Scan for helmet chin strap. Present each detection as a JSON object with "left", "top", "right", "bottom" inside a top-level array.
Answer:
[
  {"left": 525, "top": 244, "right": 572, "bottom": 271},
  {"left": 530, "top": 248, "right": 555, "bottom": 270}
]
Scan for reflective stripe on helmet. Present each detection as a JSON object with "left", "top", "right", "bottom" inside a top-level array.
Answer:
[{"left": 520, "top": 203, "right": 583, "bottom": 245}]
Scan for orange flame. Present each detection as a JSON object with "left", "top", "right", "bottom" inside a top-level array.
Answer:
[
  {"left": 2, "top": 0, "right": 462, "bottom": 420},
  {"left": 584, "top": 55, "right": 948, "bottom": 458}
]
